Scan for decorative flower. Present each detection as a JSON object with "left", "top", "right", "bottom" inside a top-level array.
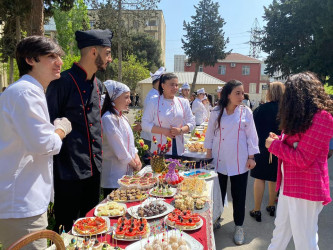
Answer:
[
  {"left": 143, "top": 144, "right": 149, "bottom": 150},
  {"left": 166, "top": 137, "right": 172, "bottom": 142}
]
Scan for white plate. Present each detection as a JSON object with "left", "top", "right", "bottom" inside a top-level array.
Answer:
[
  {"left": 113, "top": 224, "right": 150, "bottom": 242},
  {"left": 125, "top": 230, "right": 203, "bottom": 250},
  {"left": 180, "top": 169, "right": 218, "bottom": 180},
  {"left": 72, "top": 217, "right": 110, "bottom": 236},
  {"left": 149, "top": 187, "right": 177, "bottom": 198},
  {"left": 94, "top": 202, "right": 127, "bottom": 217},
  {"left": 127, "top": 201, "right": 174, "bottom": 220},
  {"left": 164, "top": 215, "right": 203, "bottom": 231}
]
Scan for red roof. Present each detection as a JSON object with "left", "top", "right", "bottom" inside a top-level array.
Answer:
[{"left": 218, "top": 53, "right": 262, "bottom": 63}]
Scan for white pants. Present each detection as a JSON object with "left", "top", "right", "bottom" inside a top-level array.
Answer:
[{"left": 268, "top": 192, "right": 323, "bottom": 250}]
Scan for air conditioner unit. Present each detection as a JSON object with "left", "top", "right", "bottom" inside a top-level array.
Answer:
[
  {"left": 186, "top": 63, "right": 191, "bottom": 66},
  {"left": 230, "top": 63, "right": 236, "bottom": 67}
]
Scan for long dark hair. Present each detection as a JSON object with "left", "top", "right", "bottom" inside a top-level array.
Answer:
[
  {"left": 158, "top": 73, "right": 178, "bottom": 95},
  {"left": 216, "top": 80, "right": 243, "bottom": 130},
  {"left": 279, "top": 72, "right": 333, "bottom": 135},
  {"left": 101, "top": 92, "right": 117, "bottom": 116}
]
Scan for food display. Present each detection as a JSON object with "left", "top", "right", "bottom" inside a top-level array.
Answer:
[
  {"left": 165, "top": 209, "right": 203, "bottom": 230},
  {"left": 137, "top": 202, "right": 168, "bottom": 217},
  {"left": 72, "top": 217, "right": 109, "bottom": 236},
  {"left": 178, "top": 177, "right": 207, "bottom": 196},
  {"left": 108, "top": 188, "right": 148, "bottom": 203},
  {"left": 150, "top": 184, "right": 176, "bottom": 197},
  {"left": 94, "top": 201, "right": 126, "bottom": 217},
  {"left": 143, "top": 236, "right": 190, "bottom": 250},
  {"left": 173, "top": 193, "right": 206, "bottom": 211},
  {"left": 185, "top": 142, "right": 206, "bottom": 153},
  {"left": 182, "top": 169, "right": 217, "bottom": 180},
  {"left": 158, "top": 159, "right": 184, "bottom": 186},
  {"left": 114, "top": 217, "right": 149, "bottom": 240},
  {"left": 118, "top": 173, "right": 157, "bottom": 189}
]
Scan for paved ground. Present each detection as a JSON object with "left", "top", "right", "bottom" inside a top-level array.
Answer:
[{"left": 127, "top": 108, "right": 333, "bottom": 250}]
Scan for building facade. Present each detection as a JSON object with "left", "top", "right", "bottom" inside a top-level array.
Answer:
[
  {"left": 174, "top": 55, "right": 186, "bottom": 72},
  {"left": 184, "top": 53, "right": 266, "bottom": 102}
]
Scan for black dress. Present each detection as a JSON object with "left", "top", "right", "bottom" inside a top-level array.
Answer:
[{"left": 250, "top": 101, "right": 280, "bottom": 181}]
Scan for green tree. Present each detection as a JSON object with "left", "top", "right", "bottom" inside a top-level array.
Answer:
[
  {"left": 53, "top": 0, "right": 90, "bottom": 57},
  {"left": 110, "top": 54, "right": 150, "bottom": 90},
  {"left": 92, "top": 0, "right": 160, "bottom": 81},
  {"left": 181, "top": 0, "right": 229, "bottom": 93},
  {"left": 261, "top": 0, "right": 333, "bottom": 84}
]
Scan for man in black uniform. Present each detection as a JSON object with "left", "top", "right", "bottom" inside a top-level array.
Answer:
[{"left": 46, "top": 29, "right": 113, "bottom": 231}]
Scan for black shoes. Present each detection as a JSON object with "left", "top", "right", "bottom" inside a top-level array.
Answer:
[
  {"left": 250, "top": 210, "right": 261, "bottom": 222},
  {"left": 266, "top": 206, "right": 276, "bottom": 216}
]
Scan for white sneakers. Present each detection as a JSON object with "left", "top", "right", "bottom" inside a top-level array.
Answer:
[{"left": 234, "top": 226, "right": 245, "bottom": 245}]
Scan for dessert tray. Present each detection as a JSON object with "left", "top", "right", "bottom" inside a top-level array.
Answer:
[
  {"left": 113, "top": 217, "right": 150, "bottom": 241},
  {"left": 181, "top": 169, "right": 217, "bottom": 180},
  {"left": 125, "top": 230, "right": 203, "bottom": 250},
  {"left": 72, "top": 216, "right": 110, "bottom": 236},
  {"left": 127, "top": 200, "right": 174, "bottom": 220},
  {"left": 149, "top": 185, "right": 177, "bottom": 198},
  {"left": 107, "top": 188, "right": 148, "bottom": 203},
  {"left": 94, "top": 201, "right": 127, "bottom": 217},
  {"left": 118, "top": 173, "right": 158, "bottom": 189},
  {"left": 164, "top": 211, "right": 203, "bottom": 231}
]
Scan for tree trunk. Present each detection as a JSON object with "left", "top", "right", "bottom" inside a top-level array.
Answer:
[
  {"left": 117, "top": 0, "right": 123, "bottom": 82},
  {"left": 191, "top": 63, "right": 200, "bottom": 94},
  {"left": 9, "top": 57, "right": 14, "bottom": 84},
  {"left": 16, "top": 16, "right": 21, "bottom": 41},
  {"left": 29, "top": 0, "right": 44, "bottom": 36}
]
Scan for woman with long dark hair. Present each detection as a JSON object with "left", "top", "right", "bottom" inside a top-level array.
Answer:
[
  {"left": 249, "top": 81, "right": 285, "bottom": 222},
  {"left": 141, "top": 73, "right": 195, "bottom": 156},
  {"left": 266, "top": 72, "right": 333, "bottom": 250},
  {"left": 100, "top": 80, "right": 142, "bottom": 198},
  {"left": 204, "top": 80, "right": 259, "bottom": 245}
]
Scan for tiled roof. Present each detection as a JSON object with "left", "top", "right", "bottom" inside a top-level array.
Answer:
[
  {"left": 138, "top": 72, "right": 226, "bottom": 85},
  {"left": 218, "top": 53, "right": 262, "bottom": 63}
]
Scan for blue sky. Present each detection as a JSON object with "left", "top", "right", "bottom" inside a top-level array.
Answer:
[{"left": 157, "top": 0, "right": 273, "bottom": 71}]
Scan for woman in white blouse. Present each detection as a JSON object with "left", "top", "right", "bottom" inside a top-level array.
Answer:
[
  {"left": 204, "top": 80, "right": 259, "bottom": 245},
  {"left": 101, "top": 80, "right": 142, "bottom": 197},
  {"left": 142, "top": 73, "right": 195, "bottom": 156}
]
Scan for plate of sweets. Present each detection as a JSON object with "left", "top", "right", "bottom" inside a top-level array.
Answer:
[
  {"left": 127, "top": 199, "right": 174, "bottom": 220},
  {"left": 72, "top": 216, "right": 110, "bottom": 236},
  {"left": 113, "top": 216, "right": 150, "bottom": 241},
  {"left": 125, "top": 230, "right": 203, "bottom": 250},
  {"left": 118, "top": 173, "right": 157, "bottom": 189},
  {"left": 108, "top": 188, "right": 148, "bottom": 203},
  {"left": 149, "top": 184, "right": 177, "bottom": 198},
  {"left": 181, "top": 169, "right": 217, "bottom": 180},
  {"left": 165, "top": 209, "right": 203, "bottom": 231},
  {"left": 94, "top": 201, "right": 127, "bottom": 217}
]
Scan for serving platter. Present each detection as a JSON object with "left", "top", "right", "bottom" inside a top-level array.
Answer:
[
  {"left": 72, "top": 217, "right": 110, "bottom": 236},
  {"left": 94, "top": 202, "right": 127, "bottom": 217},
  {"left": 164, "top": 216, "right": 203, "bottom": 231},
  {"left": 127, "top": 201, "right": 174, "bottom": 220}
]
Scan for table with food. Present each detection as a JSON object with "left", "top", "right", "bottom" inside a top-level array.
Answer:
[{"left": 51, "top": 153, "right": 223, "bottom": 250}]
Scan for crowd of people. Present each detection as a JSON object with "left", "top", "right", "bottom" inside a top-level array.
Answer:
[{"left": 0, "top": 29, "right": 333, "bottom": 250}]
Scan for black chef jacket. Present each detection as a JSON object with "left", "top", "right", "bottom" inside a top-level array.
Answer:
[{"left": 46, "top": 63, "right": 103, "bottom": 180}]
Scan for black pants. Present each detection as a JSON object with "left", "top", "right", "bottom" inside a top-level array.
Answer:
[
  {"left": 218, "top": 171, "right": 248, "bottom": 226},
  {"left": 54, "top": 172, "right": 100, "bottom": 232}
]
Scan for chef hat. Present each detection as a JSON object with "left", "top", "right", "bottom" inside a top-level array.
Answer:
[
  {"left": 103, "top": 80, "right": 130, "bottom": 103},
  {"left": 202, "top": 96, "right": 207, "bottom": 101},
  {"left": 150, "top": 67, "right": 166, "bottom": 82},
  {"left": 217, "top": 86, "right": 223, "bottom": 93},
  {"left": 179, "top": 88, "right": 182, "bottom": 93},
  {"left": 197, "top": 88, "right": 205, "bottom": 94},
  {"left": 75, "top": 29, "right": 113, "bottom": 49},
  {"left": 181, "top": 82, "right": 190, "bottom": 90}
]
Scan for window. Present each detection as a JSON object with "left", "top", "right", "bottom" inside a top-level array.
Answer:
[
  {"left": 199, "top": 65, "right": 203, "bottom": 72},
  {"left": 147, "top": 19, "right": 157, "bottom": 26},
  {"left": 259, "top": 83, "right": 266, "bottom": 94},
  {"left": 249, "top": 83, "right": 257, "bottom": 93},
  {"left": 89, "top": 20, "right": 95, "bottom": 28},
  {"left": 242, "top": 65, "right": 250, "bottom": 75},
  {"left": 218, "top": 65, "right": 226, "bottom": 75}
]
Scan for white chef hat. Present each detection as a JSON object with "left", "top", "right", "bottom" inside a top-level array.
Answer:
[
  {"left": 181, "top": 82, "right": 190, "bottom": 90},
  {"left": 197, "top": 88, "right": 205, "bottom": 94},
  {"left": 217, "top": 86, "right": 223, "bottom": 93},
  {"left": 202, "top": 96, "right": 207, "bottom": 101},
  {"left": 179, "top": 88, "right": 182, "bottom": 93},
  {"left": 150, "top": 67, "right": 166, "bottom": 82},
  {"left": 103, "top": 80, "right": 130, "bottom": 103}
]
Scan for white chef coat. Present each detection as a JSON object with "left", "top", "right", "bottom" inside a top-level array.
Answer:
[
  {"left": 204, "top": 105, "right": 259, "bottom": 176},
  {"left": 0, "top": 74, "right": 62, "bottom": 219},
  {"left": 192, "top": 98, "right": 206, "bottom": 125},
  {"left": 142, "top": 95, "right": 195, "bottom": 155},
  {"left": 141, "top": 88, "right": 159, "bottom": 141},
  {"left": 101, "top": 110, "right": 138, "bottom": 188}
]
